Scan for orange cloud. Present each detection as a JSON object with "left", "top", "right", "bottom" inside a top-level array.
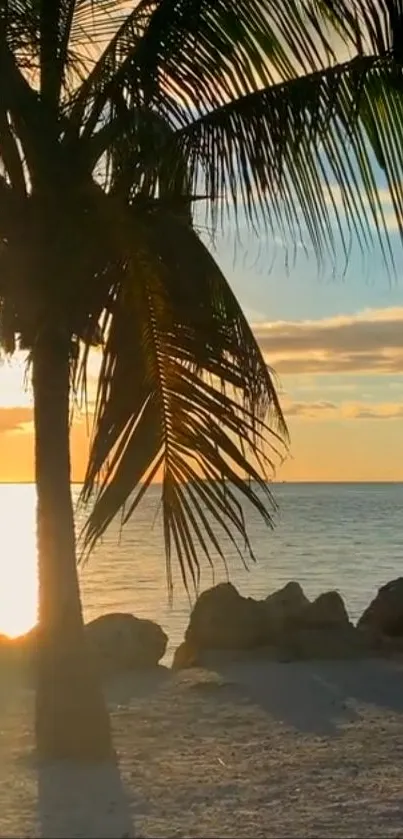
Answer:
[
  {"left": 0, "top": 407, "right": 33, "bottom": 433},
  {"left": 253, "top": 307, "right": 403, "bottom": 375}
]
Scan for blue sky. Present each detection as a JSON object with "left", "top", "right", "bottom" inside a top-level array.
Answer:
[{"left": 218, "top": 230, "right": 403, "bottom": 322}]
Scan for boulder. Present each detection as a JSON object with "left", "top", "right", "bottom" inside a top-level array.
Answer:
[
  {"left": 85, "top": 613, "right": 167, "bottom": 674},
  {"left": 0, "top": 626, "right": 37, "bottom": 660},
  {"left": 278, "top": 590, "right": 354, "bottom": 660},
  {"left": 172, "top": 640, "right": 200, "bottom": 670},
  {"left": 185, "top": 583, "right": 278, "bottom": 650},
  {"left": 300, "top": 590, "right": 350, "bottom": 629},
  {"left": 357, "top": 578, "right": 403, "bottom": 638},
  {"left": 272, "top": 589, "right": 378, "bottom": 661},
  {"left": 265, "top": 581, "right": 310, "bottom": 629},
  {"left": 178, "top": 582, "right": 380, "bottom": 666}
]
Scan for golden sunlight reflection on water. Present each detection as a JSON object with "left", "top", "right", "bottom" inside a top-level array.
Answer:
[{"left": 0, "top": 484, "right": 37, "bottom": 637}]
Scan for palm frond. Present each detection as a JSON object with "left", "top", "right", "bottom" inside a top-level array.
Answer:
[
  {"left": 87, "top": 51, "right": 403, "bottom": 269},
  {"left": 60, "top": 1, "right": 135, "bottom": 97},
  {"left": 63, "top": 1, "right": 403, "bottom": 270},
  {"left": 339, "top": 0, "right": 403, "bottom": 56},
  {"left": 70, "top": 0, "right": 352, "bottom": 141},
  {"left": 78, "top": 205, "right": 287, "bottom": 594},
  {"left": 171, "top": 51, "right": 403, "bottom": 268}
]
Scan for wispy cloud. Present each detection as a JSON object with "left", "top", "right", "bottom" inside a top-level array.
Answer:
[
  {"left": 343, "top": 403, "right": 403, "bottom": 420},
  {"left": 0, "top": 407, "right": 33, "bottom": 433},
  {"left": 253, "top": 306, "right": 403, "bottom": 375},
  {"left": 284, "top": 400, "right": 337, "bottom": 418},
  {"left": 284, "top": 399, "right": 403, "bottom": 421}
]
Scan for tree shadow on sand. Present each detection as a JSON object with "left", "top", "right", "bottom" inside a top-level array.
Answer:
[
  {"left": 208, "top": 656, "right": 403, "bottom": 737},
  {"left": 37, "top": 756, "right": 135, "bottom": 838},
  {"left": 36, "top": 667, "right": 174, "bottom": 838}
]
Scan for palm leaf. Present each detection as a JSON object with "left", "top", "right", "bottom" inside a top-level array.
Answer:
[
  {"left": 69, "top": 0, "right": 349, "bottom": 140},
  {"left": 174, "top": 52, "right": 403, "bottom": 267},
  {"left": 88, "top": 51, "right": 403, "bottom": 269},
  {"left": 79, "top": 204, "right": 287, "bottom": 593},
  {"left": 64, "top": 1, "right": 403, "bottom": 269},
  {"left": 7, "top": 1, "right": 403, "bottom": 269}
]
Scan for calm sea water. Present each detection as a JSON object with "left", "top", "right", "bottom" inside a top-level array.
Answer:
[{"left": 0, "top": 482, "right": 402, "bottom": 660}]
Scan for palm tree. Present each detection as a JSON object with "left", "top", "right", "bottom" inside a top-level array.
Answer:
[{"left": 1, "top": 0, "right": 403, "bottom": 761}]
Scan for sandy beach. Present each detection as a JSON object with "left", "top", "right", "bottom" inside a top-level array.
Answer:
[{"left": 1, "top": 657, "right": 403, "bottom": 837}]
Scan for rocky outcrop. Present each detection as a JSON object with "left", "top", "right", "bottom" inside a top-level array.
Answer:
[
  {"left": 299, "top": 590, "right": 350, "bottom": 629},
  {"left": 358, "top": 578, "right": 403, "bottom": 638},
  {"left": 184, "top": 582, "right": 280, "bottom": 651},
  {"left": 85, "top": 613, "right": 167, "bottom": 674},
  {"left": 279, "top": 589, "right": 358, "bottom": 660},
  {"left": 173, "top": 581, "right": 374, "bottom": 668},
  {"left": 265, "top": 581, "right": 310, "bottom": 629}
]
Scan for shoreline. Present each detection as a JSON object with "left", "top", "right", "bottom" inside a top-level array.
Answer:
[{"left": 2, "top": 657, "right": 403, "bottom": 837}]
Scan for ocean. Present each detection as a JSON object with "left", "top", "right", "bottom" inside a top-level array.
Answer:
[{"left": 1, "top": 482, "right": 402, "bottom": 660}]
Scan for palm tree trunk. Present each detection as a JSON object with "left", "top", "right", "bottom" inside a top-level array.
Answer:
[{"left": 32, "top": 334, "right": 113, "bottom": 760}]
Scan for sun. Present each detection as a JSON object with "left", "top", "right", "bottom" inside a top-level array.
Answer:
[
  {"left": 0, "top": 483, "right": 37, "bottom": 638},
  {"left": 0, "top": 352, "right": 32, "bottom": 409}
]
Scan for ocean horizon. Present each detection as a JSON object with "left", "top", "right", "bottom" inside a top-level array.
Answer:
[{"left": 1, "top": 480, "right": 402, "bottom": 485}]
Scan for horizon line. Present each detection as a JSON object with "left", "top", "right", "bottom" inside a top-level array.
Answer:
[{"left": 2, "top": 479, "right": 402, "bottom": 486}]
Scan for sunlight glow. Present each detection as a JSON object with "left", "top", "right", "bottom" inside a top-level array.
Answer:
[
  {"left": 0, "top": 354, "right": 32, "bottom": 408},
  {"left": 0, "top": 485, "right": 37, "bottom": 637}
]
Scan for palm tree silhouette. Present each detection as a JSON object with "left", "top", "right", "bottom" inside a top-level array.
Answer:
[{"left": 0, "top": 0, "right": 402, "bottom": 760}]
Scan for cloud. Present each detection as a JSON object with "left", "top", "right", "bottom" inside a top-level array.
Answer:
[
  {"left": 0, "top": 408, "right": 33, "bottom": 433},
  {"left": 284, "top": 400, "right": 403, "bottom": 421},
  {"left": 324, "top": 185, "right": 401, "bottom": 234},
  {"left": 285, "top": 400, "right": 337, "bottom": 418},
  {"left": 253, "top": 306, "right": 403, "bottom": 375},
  {"left": 343, "top": 403, "right": 403, "bottom": 420}
]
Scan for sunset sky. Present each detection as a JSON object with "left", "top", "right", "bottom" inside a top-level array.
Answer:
[
  {"left": 0, "top": 184, "right": 403, "bottom": 483},
  {"left": 0, "top": 10, "right": 401, "bottom": 483},
  {"left": 1, "top": 217, "right": 402, "bottom": 483}
]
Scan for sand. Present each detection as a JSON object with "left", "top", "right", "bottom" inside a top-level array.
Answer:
[{"left": 2, "top": 657, "right": 403, "bottom": 837}]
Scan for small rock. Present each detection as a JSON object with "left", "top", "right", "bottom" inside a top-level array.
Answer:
[
  {"left": 172, "top": 641, "right": 199, "bottom": 670},
  {"left": 185, "top": 583, "right": 276, "bottom": 650},
  {"left": 300, "top": 591, "right": 350, "bottom": 629},
  {"left": 358, "top": 578, "right": 403, "bottom": 637},
  {"left": 265, "top": 581, "right": 310, "bottom": 630},
  {"left": 85, "top": 613, "right": 167, "bottom": 675}
]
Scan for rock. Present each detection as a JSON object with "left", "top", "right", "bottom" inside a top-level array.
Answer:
[
  {"left": 358, "top": 578, "right": 403, "bottom": 638},
  {"left": 279, "top": 591, "right": 368, "bottom": 660},
  {"left": 0, "top": 629, "right": 37, "bottom": 685},
  {"left": 172, "top": 641, "right": 200, "bottom": 670},
  {"left": 180, "top": 582, "right": 381, "bottom": 665},
  {"left": 85, "top": 613, "right": 167, "bottom": 674},
  {"left": 265, "top": 581, "right": 310, "bottom": 629},
  {"left": 185, "top": 583, "right": 278, "bottom": 650},
  {"left": 300, "top": 591, "right": 350, "bottom": 629},
  {"left": 0, "top": 627, "right": 37, "bottom": 659}
]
